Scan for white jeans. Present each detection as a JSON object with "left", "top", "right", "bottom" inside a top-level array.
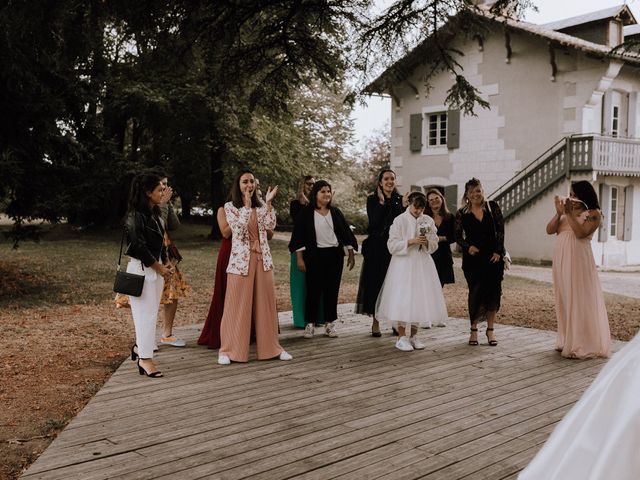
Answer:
[{"left": 127, "top": 259, "right": 164, "bottom": 359}]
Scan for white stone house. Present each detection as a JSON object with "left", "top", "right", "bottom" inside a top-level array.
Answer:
[{"left": 366, "top": 3, "right": 640, "bottom": 266}]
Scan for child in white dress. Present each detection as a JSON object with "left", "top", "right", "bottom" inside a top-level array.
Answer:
[{"left": 376, "top": 192, "right": 449, "bottom": 351}]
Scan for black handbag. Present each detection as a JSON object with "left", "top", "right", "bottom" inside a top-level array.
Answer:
[{"left": 113, "top": 228, "right": 145, "bottom": 297}]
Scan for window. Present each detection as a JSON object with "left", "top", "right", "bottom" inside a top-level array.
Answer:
[
  {"left": 610, "top": 186, "right": 618, "bottom": 236},
  {"left": 612, "top": 105, "right": 619, "bottom": 138},
  {"left": 427, "top": 112, "right": 447, "bottom": 147}
]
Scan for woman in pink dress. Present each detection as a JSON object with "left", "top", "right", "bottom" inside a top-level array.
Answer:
[{"left": 546, "top": 180, "right": 611, "bottom": 359}]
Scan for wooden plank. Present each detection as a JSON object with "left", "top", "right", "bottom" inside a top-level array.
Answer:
[{"left": 21, "top": 308, "right": 619, "bottom": 480}]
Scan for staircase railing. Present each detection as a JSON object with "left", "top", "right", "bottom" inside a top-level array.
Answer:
[
  {"left": 489, "top": 137, "right": 568, "bottom": 219},
  {"left": 490, "top": 134, "right": 640, "bottom": 219}
]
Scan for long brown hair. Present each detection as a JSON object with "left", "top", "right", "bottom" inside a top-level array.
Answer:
[
  {"left": 230, "top": 169, "right": 263, "bottom": 209},
  {"left": 425, "top": 188, "right": 451, "bottom": 218}
]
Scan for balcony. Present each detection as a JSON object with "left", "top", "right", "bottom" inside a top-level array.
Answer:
[{"left": 491, "top": 135, "right": 640, "bottom": 219}]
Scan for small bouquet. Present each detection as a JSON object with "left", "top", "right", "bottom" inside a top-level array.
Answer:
[{"left": 417, "top": 219, "right": 432, "bottom": 251}]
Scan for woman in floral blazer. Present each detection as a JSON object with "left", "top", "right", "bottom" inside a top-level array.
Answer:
[{"left": 217, "top": 170, "right": 292, "bottom": 365}]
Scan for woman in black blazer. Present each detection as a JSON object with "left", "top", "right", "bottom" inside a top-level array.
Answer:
[{"left": 289, "top": 180, "right": 358, "bottom": 339}]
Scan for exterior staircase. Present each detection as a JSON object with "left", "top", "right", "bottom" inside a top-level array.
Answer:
[{"left": 490, "top": 134, "right": 640, "bottom": 219}]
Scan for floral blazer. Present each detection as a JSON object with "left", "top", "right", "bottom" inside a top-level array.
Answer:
[{"left": 224, "top": 202, "right": 276, "bottom": 276}]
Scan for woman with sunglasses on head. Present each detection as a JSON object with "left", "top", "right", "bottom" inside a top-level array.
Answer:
[
  {"left": 425, "top": 188, "right": 455, "bottom": 290},
  {"left": 355, "top": 169, "right": 407, "bottom": 337},
  {"left": 545, "top": 180, "right": 610, "bottom": 359},
  {"left": 454, "top": 178, "right": 505, "bottom": 347},
  {"left": 289, "top": 175, "right": 319, "bottom": 329}
]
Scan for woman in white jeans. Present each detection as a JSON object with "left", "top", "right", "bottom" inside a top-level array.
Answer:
[{"left": 125, "top": 172, "right": 174, "bottom": 377}]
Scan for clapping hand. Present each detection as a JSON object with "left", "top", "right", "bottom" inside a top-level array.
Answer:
[
  {"left": 402, "top": 191, "right": 410, "bottom": 208},
  {"left": 265, "top": 185, "right": 278, "bottom": 204},
  {"left": 160, "top": 186, "right": 174, "bottom": 204},
  {"left": 242, "top": 189, "right": 252, "bottom": 208},
  {"left": 553, "top": 195, "right": 564, "bottom": 216}
]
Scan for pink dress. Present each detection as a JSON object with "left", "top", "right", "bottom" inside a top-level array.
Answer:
[{"left": 552, "top": 213, "right": 611, "bottom": 359}]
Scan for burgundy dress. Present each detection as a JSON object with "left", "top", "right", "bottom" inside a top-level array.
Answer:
[{"left": 197, "top": 237, "right": 232, "bottom": 349}]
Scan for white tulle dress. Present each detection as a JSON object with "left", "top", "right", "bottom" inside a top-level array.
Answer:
[
  {"left": 518, "top": 332, "right": 640, "bottom": 479},
  {"left": 375, "top": 210, "right": 448, "bottom": 328}
]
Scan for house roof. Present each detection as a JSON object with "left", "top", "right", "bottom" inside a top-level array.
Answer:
[
  {"left": 366, "top": 7, "right": 640, "bottom": 94},
  {"left": 624, "top": 24, "right": 640, "bottom": 36},
  {"left": 543, "top": 4, "right": 636, "bottom": 31}
]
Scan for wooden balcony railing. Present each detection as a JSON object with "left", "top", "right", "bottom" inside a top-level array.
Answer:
[{"left": 490, "top": 135, "right": 640, "bottom": 219}]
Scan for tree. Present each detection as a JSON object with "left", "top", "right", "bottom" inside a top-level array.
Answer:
[{"left": 355, "top": 0, "right": 536, "bottom": 114}]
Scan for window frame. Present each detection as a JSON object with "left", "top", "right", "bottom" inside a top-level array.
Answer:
[
  {"left": 610, "top": 186, "right": 619, "bottom": 237},
  {"left": 421, "top": 105, "right": 449, "bottom": 156}
]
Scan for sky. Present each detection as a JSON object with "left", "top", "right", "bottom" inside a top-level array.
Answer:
[{"left": 351, "top": 0, "right": 640, "bottom": 145}]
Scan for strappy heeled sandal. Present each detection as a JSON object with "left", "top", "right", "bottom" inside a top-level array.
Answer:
[
  {"left": 486, "top": 327, "right": 498, "bottom": 347},
  {"left": 469, "top": 327, "right": 479, "bottom": 346}
]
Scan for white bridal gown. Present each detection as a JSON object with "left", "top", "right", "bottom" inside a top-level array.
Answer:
[
  {"left": 519, "top": 332, "right": 640, "bottom": 479},
  {"left": 375, "top": 210, "right": 448, "bottom": 328}
]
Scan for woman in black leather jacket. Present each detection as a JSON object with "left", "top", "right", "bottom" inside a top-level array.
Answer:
[{"left": 125, "top": 172, "right": 174, "bottom": 377}]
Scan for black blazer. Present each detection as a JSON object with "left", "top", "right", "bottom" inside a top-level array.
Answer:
[
  {"left": 125, "top": 211, "right": 167, "bottom": 267},
  {"left": 288, "top": 205, "right": 358, "bottom": 254}
]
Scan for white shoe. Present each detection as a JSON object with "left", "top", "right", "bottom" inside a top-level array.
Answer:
[
  {"left": 410, "top": 336, "right": 426, "bottom": 350},
  {"left": 159, "top": 336, "right": 186, "bottom": 347},
  {"left": 395, "top": 336, "right": 414, "bottom": 352},
  {"left": 435, "top": 321, "right": 447, "bottom": 327},
  {"left": 217, "top": 355, "right": 230, "bottom": 365},
  {"left": 423, "top": 324, "right": 432, "bottom": 329},
  {"left": 324, "top": 321, "right": 338, "bottom": 338},
  {"left": 303, "top": 324, "right": 314, "bottom": 339},
  {"left": 279, "top": 351, "right": 293, "bottom": 361}
]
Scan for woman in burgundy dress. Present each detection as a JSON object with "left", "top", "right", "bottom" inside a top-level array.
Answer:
[{"left": 197, "top": 206, "right": 232, "bottom": 349}]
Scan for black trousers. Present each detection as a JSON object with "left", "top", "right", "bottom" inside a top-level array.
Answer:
[{"left": 304, "top": 247, "right": 344, "bottom": 325}]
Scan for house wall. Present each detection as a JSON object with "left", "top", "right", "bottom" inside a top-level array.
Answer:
[
  {"left": 593, "top": 175, "right": 640, "bottom": 266},
  {"left": 390, "top": 24, "right": 612, "bottom": 200},
  {"left": 388, "top": 23, "right": 640, "bottom": 265}
]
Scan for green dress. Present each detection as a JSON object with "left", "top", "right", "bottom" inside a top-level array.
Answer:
[{"left": 289, "top": 200, "right": 323, "bottom": 327}]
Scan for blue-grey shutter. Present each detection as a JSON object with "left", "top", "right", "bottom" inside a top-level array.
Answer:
[
  {"left": 447, "top": 109, "right": 460, "bottom": 149},
  {"left": 410, "top": 114, "right": 422, "bottom": 152},
  {"left": 444, "top": 184, "right": 459, "bottom": 212},
  {"left": 602, "top": 91, "right": 612, "bottom": 136},
  {"left": 624, "top": 185, "right": 634, "bottom": 241},
  {"left": 598, "top": 183, "right": 610, "bottom": 242}
]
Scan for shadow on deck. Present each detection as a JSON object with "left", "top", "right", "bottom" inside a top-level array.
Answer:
[{"left": 21, "top": 305, "right": 618, "bottom": 480}]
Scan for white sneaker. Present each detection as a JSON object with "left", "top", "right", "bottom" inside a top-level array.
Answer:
[
  {"left": 324, "top": 321, "right": 338, "bottom": 338},
  {"left": 303, "top": 324, "right": 314, "bottom": 339},
  {"left": 410, "top": 336, "right": 426, "bottom": 350},
  {"left": 160, "top": 336, "right": 186, "bottom": 347},
  {"left": 395, "top": 336, "right": 414, "bottom": 352},
  {"left": 217, "top": 355, "right": 230, "bottom": 365},
  {"left": 279, "top": 351, "right": 293, "bottom": 361}
]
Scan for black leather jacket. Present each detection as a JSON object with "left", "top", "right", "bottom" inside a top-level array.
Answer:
[{"left": 125, "top": 211, "right": 167, "bottom": 267}]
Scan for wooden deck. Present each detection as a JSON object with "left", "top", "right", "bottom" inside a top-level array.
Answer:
[{"left": 21, "top": 305, "right": 617, "bottom": 480}]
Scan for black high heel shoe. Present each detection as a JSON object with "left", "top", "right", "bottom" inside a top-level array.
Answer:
[
  {"left": 137, "top": 359, "right": 163, "bottom": 378},
  {"left": 371, "top": 320, "right": 382, "bottom": 338},
  {"left": 469, "top": 327, "right": 479, "bottom": 346},
  {"left": 131, "top": 344, "right": 138, "bottom": 361},
  {"left": 486, "top": 328, "right": 498, "bottom": 347}
]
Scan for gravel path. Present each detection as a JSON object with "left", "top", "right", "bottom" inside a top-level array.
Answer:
[{"left": 507, "top": 264, "right": 640, "bottom": 299}]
